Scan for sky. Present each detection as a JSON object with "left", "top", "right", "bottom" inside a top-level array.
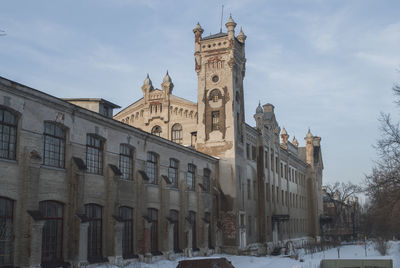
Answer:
[{"left": 1, "top": 0, "right": 400, "bottom": 188}]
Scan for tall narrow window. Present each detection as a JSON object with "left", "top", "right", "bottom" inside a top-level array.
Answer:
[
  {"left": 42, "top": 122, "right": 66, "bottom": 168},
  {"left": 146, "top": 152, "right": 158, "bottom": 184},
  {"left": 205, "top": 212, "right": 212, "bottom": 248},
  {"left": 86, "top": 134, "right": 103, "bottom": 175},
  {"left": 148, "top": 208, "right": 158, "bottom": 253},
  {"left": 119, "top": 206, "right": 134, "bottom": 258},
  {"left": 168, "top": 158, "right": 179, "bottom": 188},
  {"left": 40, "top": 201, "right": 63, "bottom": 264},
  {"left": 189, "top": 211, "right": 197, "bottom": 249},
  {"left": 186, "top": 164, "right": 196, "bottom": 191},
  {"left": 211, "top": 111, "right": 220, "bottom": 131},
  {"left": 247, "top": 179, "right": 251, "bottom": 200},
  {"left": 203, "top": 168, "right": 211, "bottom": 192},
  {"left": 151, "top": 125, "right": 162, "bottom": 137},
  {"left": 119, "top": 144, "right": 134, "bottom": 180},
  {"left": 0, "top": 108, "right": 17, "bottom": 160},
  {"left": 171, "top": 124, "right": 182, "bottom": 144},
  {"left": 85, "top": 204, "right": 102, "bottom": 263},
  {"left": 170, "top": 210, "right": 179, "bottom": 252},
  {"left": 0, "top": 197, "right": 14, "bottom": 266},
  {"left": 209, "top": 89, "right": 221, "bottom": 103}
]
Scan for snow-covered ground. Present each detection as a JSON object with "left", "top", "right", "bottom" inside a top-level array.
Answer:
[{"left": 97, "top": 241, "right": 399, "bottom": 268}]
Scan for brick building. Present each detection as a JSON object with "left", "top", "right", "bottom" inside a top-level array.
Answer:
[{"left": 0, "top": 16, "right": 323, "bottom": 268}]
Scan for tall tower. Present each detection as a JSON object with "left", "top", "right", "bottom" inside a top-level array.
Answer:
[{"left": 193, "top": 16, "right": 247, "bottom": 251}]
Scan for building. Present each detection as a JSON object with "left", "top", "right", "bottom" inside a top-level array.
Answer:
[
  {"left": 0, "top": 16, "right": 323, "bottom": 268},
  {"left": 321, "top": 188, "right": 361, "bottom": 241},
  {"left": 114, "top": 16, "right": 324, "bottom": 254}
]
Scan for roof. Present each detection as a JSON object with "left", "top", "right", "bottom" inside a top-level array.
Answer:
[
  {"left": 202, "top": 32, "right": 228, "bottom": 40},
  {"left": 62, "top": 98, "right": 121, "bottom": 108}
]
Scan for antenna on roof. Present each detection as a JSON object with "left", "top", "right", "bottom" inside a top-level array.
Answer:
[{"left": 220, "top": 5, "right": 224, "bottom": 33}]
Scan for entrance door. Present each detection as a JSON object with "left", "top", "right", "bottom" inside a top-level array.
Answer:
[
  {"left": 40, "top": 201, "right": 63, "bottom": 264},
  {"left": 239, "top": 229, "right": 246, "bottom": 249}
]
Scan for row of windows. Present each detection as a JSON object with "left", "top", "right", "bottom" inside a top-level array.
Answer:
[
  {"left": 151, "top": 123, "right": 182, "bottom": 144},
  {"left": 0, "top": 196, "right": 212, "bottom": 266},
  {"left": 266, "top": 183, "right": 307, "bottom": 208},
  {"left": 0, "top": 108, "right": 211, "bottom": 189}
]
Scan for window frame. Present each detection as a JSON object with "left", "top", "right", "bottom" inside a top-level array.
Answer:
[
  {"left": 146, "top": 152, "right": 158, "bottom": 184},
  {"left": 86, "top": 134, "right": 104, "bottom": 175},
  {"left": 171, "top": 123, "right": 183, "bottom": 144},
  {"left": 151, "top": 125, "right": 162, "bottom": 137},
  {"left": 42, "top": 121, "right": 66, "bottom": 169},
  {"left": 119, "top": 144, "right": 134, "bottom": 180},
  {"left": 0, "top": 197, "right": 14, "bottom": 266},
  {"left": 168, "top": 158, "right": 179, "bottom": 188},
  {"left": 211, "top": 111, "right": 220, "bottom": 131},
  {"left": 203, "top": 168, "right": 211, "bottom": 193},
  {"left": 119, "top": 206, "right": 134, "bottom": 258},
  {"left": 85, "top": 203, "right": 103, "bottom": 263},
  {"left": 186, "top": 163, "right": 196, "bottom": 191},
  {"left": 0, "top": 107, "right": 18, "bottom": 160}
]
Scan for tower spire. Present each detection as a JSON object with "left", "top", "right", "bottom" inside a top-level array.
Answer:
[{"left": 220, "top": 5, "right": 224, "bottom": 33}]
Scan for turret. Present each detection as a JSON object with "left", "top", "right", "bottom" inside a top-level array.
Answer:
[
  {"left": 305, "top": 128, "right": 314, "bottom": 166},
  {"left": 237, "top": 27, "right": 247, "bottom": 43},
  {"left": 161, "top": 71, "right": 174, "bottom": 94},
  {"left": 225, "top": 14, "right": 237, "bottom": 40},
  {"left": 142, "top": 74, "right": 153, "bottom": 103},
  {"left": 254, "top": 102, "right": 263, "bottom": 130},
  {"left": 281, "top": 127, "right": 289, "bottom": 144},
  {"left": 292, "top": 136, "right": 299, "bottom": 147}
]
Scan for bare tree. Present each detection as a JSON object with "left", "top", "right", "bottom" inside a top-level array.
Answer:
[{"left": 325, "top": 182, "right": 362, "bottom": 220}]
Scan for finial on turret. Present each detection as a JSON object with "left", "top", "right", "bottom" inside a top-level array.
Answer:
[
  {"left": 292, "top": 136, "right": 299, "bottom": 147},
  {"left": 143, "top": 73, "right": 153, "bottom": 87},
  {"left": 256, "top": 101, "right": 263, "bottom": 114},
  {"left": 225, "top": 14, "right": 237, "bottom": 39},
  {"left": 237, "top": 27, "right": 247, "bottom": 43},
  {"left": 193, "top": 22, "right": 204, "bottom": 34},
  {"left": 281, "top": 127, "right": 289, "bottom": 144},
  {"left": 163, "top": 70, "right": 172, "bottom": 83},
  {"left": 306, "top": 128, "right": 313, "bottom": 139}
]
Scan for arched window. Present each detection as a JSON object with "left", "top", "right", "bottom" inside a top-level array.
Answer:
[
  {"left": 119, "top": 144, "right": 134, "bottom": 180},
  {"left": 0, "top": 107, "right": 17, "bottom": 160},
  {"left": 39, "top": 201, "right": 63, "bottom": 263},
  {"left": 42, "top": 122, "right": 66, "bottom": 168},
  {"left": 86, "top": 134, "right": 104, "bottom": 175},
  {"left": 171, "top": 124, "right": 182, "bottom": 144},
  {"left": 209, "top": 89, "right": 221, "bottom": 103},
  {"left": 0, "top": 197, "right": 14, "bottom": 266},
  {"left": 85, "top": 204, "right": 102, "bottom": 262},
  {"left": 146, "top": 152, "right": 158, "bottom": 184},
  {"left": 151, "top": 125, "right": 162, "bottom": 137},
  {"left": 119, "top": 206, "right": 134, "bottom": 258}
]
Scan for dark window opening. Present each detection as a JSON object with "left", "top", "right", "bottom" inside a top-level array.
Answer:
[
  {"left": 0, "top": 108, "right": 17, "bottom": 160},
  {"left": 187, "top": 164, "right": 196, "bottom": 191},
  {"left": 203, "top": 168, "right": 211, "bottom": 192},
  {"left": 148, "top": 208, "right": 158, "bottom": 253},
  {"left": 170, "top": 210, "right": 179, "bottom": 252},
  {"left": 146, "top": 152, "right": 158, "bottom": 184},
  {"left": 85, "top": 204, "right": 102, "bottom": 263},
  {"left": 0, "top": 197, "right": 14, "bottom": 266},
  {"left": 119, "top": 206, "right": 134, "bottom": 258},
  {"left": 151, "top": 125, "right": 162, "bottom": 136},
  {"left": 86, "top": 134, "right": 103, "bottom": 175},
  {"left": 211, "top": 111, "right": 220, "bottom": 131},
  {"left": 42, "top": 122, "right": 66, "bottom": 168},
  {"left": 171, "top": 124, "right": 182, "bottom": 144},
  {"left": 40, "top": 201, "right": 63, "bottom": 264},
  {"left": 119, "top": 144, "right": 134, "bottom": 180},
  {"left": 168, "top": 158, "right": 179, "bottom": 188}
]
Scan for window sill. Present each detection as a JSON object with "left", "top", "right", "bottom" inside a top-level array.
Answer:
[
  {"left": 168, "top": 186, "right": 179, "bottom": 191},
  {"left": 41, "top": 165, "right": 66, "bottom": 172},
  {"left": 0, "top": 158, "right": 17, "bottom": 165}
]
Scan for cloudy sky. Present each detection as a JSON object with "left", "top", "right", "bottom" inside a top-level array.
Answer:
[{"left": 1, "top": 0, "right": 399, "bottom": 188}]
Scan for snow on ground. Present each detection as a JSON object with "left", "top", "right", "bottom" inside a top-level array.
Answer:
[{"left": 95, "top": 241, "right": 400, "bottom": 268}]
